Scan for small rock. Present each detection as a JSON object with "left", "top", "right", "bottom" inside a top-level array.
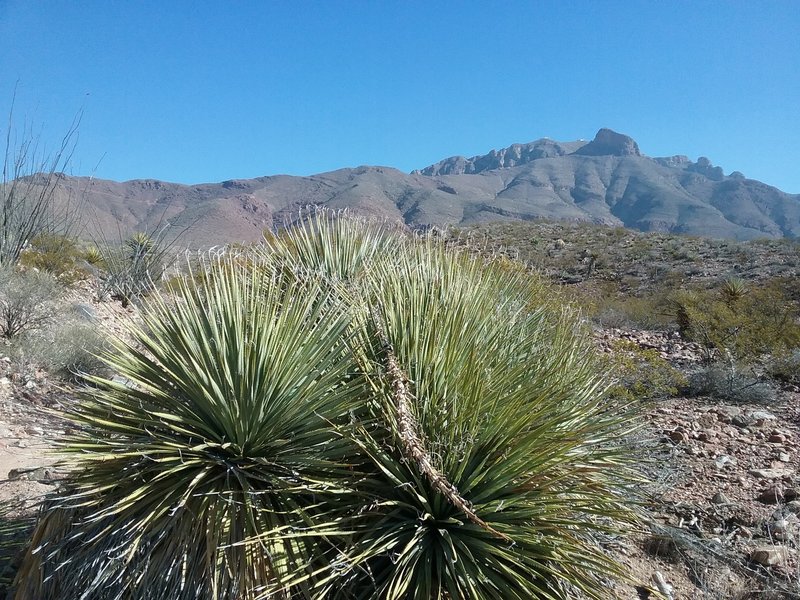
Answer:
[
  {"left": 769, "top": 514, "right": 799, "bottom": 541},
  {"left": 669, "top": 429, "right": 689, "bottom": 443},
  {"left": 24, "top": 380, "right": 36, "bottom": 389},
  {"left": 750, "top": 545, "right": 790, "bottom": 567},
  {"left": 715, "top": 406, "right": 741, "bottom": 423},
  {"left": 0, "top": 377, "right": 10, "bottom": 387},
  {"left": 711, "top": 492, "right": 731, "bottom": 505},
  {"left": 779, "top": 452, "right": 791, "bottom": 463},
  {"left": 72, "top": 302, "right": 98, "bottom": 322},
  {"left": 697, "top": 430, "right": 716, "bottom": 442},
  {"left": 1, "top": 356, "right": 10, "bottom": 363},
  {"left": 749, "top": 468, "right": 792, "bottom": 480},
  {"left": 785, "top": 501, "right": 800, "bottom": 515},
  {"left": 715, "top": 455, "right": 737, "bottom": 469},
  {"left": 697, "top": 414, "right": 716, "bottom": 428},
  {"left": 723, "top": 426, "right": 739, "bottom": 438},
  {"left": 25, "top": 426, "right": 44, "bottom": 436},
  {"left": 7, "top": 467, "right": 62, "bottom": 483},
  {"left": 769, "top": 434, "right": 787, "bottom": 444},
  {"left": 751, "top": 410, "right": 777, "bottom": 422},
  {"left": 732, "top": 415, "right": 752, "bottom": 428}
]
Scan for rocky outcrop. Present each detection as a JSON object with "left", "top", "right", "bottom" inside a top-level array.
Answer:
[
  {"left": 414, "top": 137, "right": 588, "bottom": 176},
  {"left": 573, "top": 128, "right": 642, "bottom": 157}
]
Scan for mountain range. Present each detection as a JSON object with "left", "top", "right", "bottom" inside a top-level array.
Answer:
[{"left": 47, "top": 128, "right": 800, "bottom": 245}]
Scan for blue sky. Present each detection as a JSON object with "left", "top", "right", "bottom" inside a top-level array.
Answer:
[{"left": 1, "top": 1, "right": 798, "bottom": 192}]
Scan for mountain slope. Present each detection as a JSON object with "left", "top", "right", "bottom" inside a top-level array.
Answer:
[{"left": 45, "top": 128, "right": 800, "bottom": 245}]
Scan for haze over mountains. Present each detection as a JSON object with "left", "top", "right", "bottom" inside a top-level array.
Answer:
[{"left": 50, "top": 128, "right": 800, "bottom": 245}]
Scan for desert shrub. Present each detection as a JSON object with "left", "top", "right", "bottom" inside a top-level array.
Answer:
[
  {"left": 0, "top": 268, "right": 60, "bottom": 339},
  {"left": 671, "top": 280, "right": 800, "bottom": 362},
  {"left": 96, "top": 229, "right": 173, "bottom": 306},
  {"left": 606, "top": 340, "right": 687, "bottom": 401},
  {"left": 17, "top": 212, "right": 640, "bottom": 600},
  {"left": 17, "top": 234, "right": 88, "bottom": 282},
  {"left": 592, "top": 294, "right": 673, "bottom": 330},
  {"left": 686, "top": 361, "right": 776, "bottom": 404},
  {"left": 81, "top": 245, "right": 104, "bottom": 267},
  {"left": 768, "top": 349, "right": 800, "bottom": 387},
  {"left": 16, "top": 320, "right": 109, "bottom": 381}
]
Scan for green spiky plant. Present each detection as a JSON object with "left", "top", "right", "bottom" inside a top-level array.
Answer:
[
  {"left": 13, "top": 253, "right": 367, "bottom": 599},
  {"left": 262, "top": 214, "right": 641, "bottom": 598},
  {"left": 15, "top": 211, "right": 640, "bottom": 599}
]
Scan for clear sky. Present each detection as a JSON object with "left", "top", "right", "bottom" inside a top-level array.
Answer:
[{"left": 1, "top": 1, "right": 798, "bottom": 192}]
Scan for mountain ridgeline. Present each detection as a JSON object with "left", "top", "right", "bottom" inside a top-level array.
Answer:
[{"left": 49, "top": 128, "right": 800, "bottom": 245}]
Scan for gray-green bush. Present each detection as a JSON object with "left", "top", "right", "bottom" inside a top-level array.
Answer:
[
  {"left": 686, "top": 361, "right": 776, "bottom": 404},
  {"left": 0, "top": 268, "right": 60, "bottom": 339}
]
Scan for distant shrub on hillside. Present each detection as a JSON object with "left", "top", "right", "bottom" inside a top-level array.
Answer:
[
  {"left": 17, "top": 319, "right": 109, "bottom": 381},
  {"left": 768, "top": 349, "right": 800, "bottom": 387},
  {"left": 686, "top": 361, "right": 776, "bottom": 404},
  {"left": 17, "top": 234, "right": 89, "bottom": 283},
  {"left": 0, "top": 268, "right": 60, "bottom": 339},
  {"left": 606, "top": 339, "right": 686, "bottom": 401},
  {"left": 96, "top": 229, "right": 174, "bottom": 306},
  {"left": 671, "top": 279, "right": 800, "bottom": 362}
]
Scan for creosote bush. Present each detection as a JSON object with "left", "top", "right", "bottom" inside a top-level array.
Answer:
[
  {"left": 605, "top": 340, "right": 686, "bottom": 402},
  {"left": 15, "top": 212, "right": 641, "bottom": 599},
  {"left": 17, "top": 234, "right": 89, "bottom": 283},
  {"left": 768, "top": 350, "right": 800, "bottom": 387},
  {"left": 671, "top": 280, "right": 800, "bottom": 362},
  {"left": 686, "top": 360, "right": 776, "bottom": 404},
  {"left": 0, "top": 267, "right": 60, "bottom": 339},
  {"left": 14, "top": 319, "right": 109, "bottom": 381}
]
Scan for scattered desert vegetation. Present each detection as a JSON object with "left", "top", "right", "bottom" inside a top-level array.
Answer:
[{"left": 0, "top": 214, "right": 799, "bottom": 599}]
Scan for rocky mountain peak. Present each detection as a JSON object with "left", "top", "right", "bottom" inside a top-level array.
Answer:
[
  {"left": 414, "top": 137, "right": 588, "bottom": 176},
  {"left": 573, "top": 128, "right": 641, "bottom": 157}
]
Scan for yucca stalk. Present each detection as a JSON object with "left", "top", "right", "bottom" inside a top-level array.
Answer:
[{"left": 14, "top": 253, "right": 366, "bottom": 599}]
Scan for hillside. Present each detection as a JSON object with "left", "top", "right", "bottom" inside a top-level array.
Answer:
[{"left": 40, "top": 128, "right": 800, "bottom": 245}]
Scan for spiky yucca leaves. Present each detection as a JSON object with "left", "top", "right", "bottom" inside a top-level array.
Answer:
[
  {"left": 261, "top": 210, "right": 405, "bottom": 281},
  {"left": 323, "top": 238, "right": 639, "bottom": 599},
  {"left": 14, "top": 254, "right": 367, "bottom": 600},
  {"left": 18, "top": 212, "right": 640, "bottom": 599},
  {"left": 262, "top": 216, "right": 640, "bottom": 599}
]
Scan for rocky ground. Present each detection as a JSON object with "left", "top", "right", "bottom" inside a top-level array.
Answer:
[
  {"left": 599, "top": 328, "right": 800, "bottom": 599},
  {"left": 0, "top": 292, "right": 799, "bottom": 598}
]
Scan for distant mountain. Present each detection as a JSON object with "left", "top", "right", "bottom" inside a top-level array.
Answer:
[{"left": 46, "top": 128, "right": 800, "bottom": 245}]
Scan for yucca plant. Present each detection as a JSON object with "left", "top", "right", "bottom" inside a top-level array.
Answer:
[
  {"left": 17, "top": 212, "right": 640, "bottom": 599},
  {"left": 259, "top": 214, "right": 641, "bottom": 598},
  {"left": 96, "top": 227, "right": 176, "bottom": 306},
  {"left": 318, "top": 240, "right": 638, "bottom": 599},
  {"left": 13, "top": 253, "right": 368, "bottom": 599},
  {"left": 720, "top": 277, "right": 748, "bottom": 307}
]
